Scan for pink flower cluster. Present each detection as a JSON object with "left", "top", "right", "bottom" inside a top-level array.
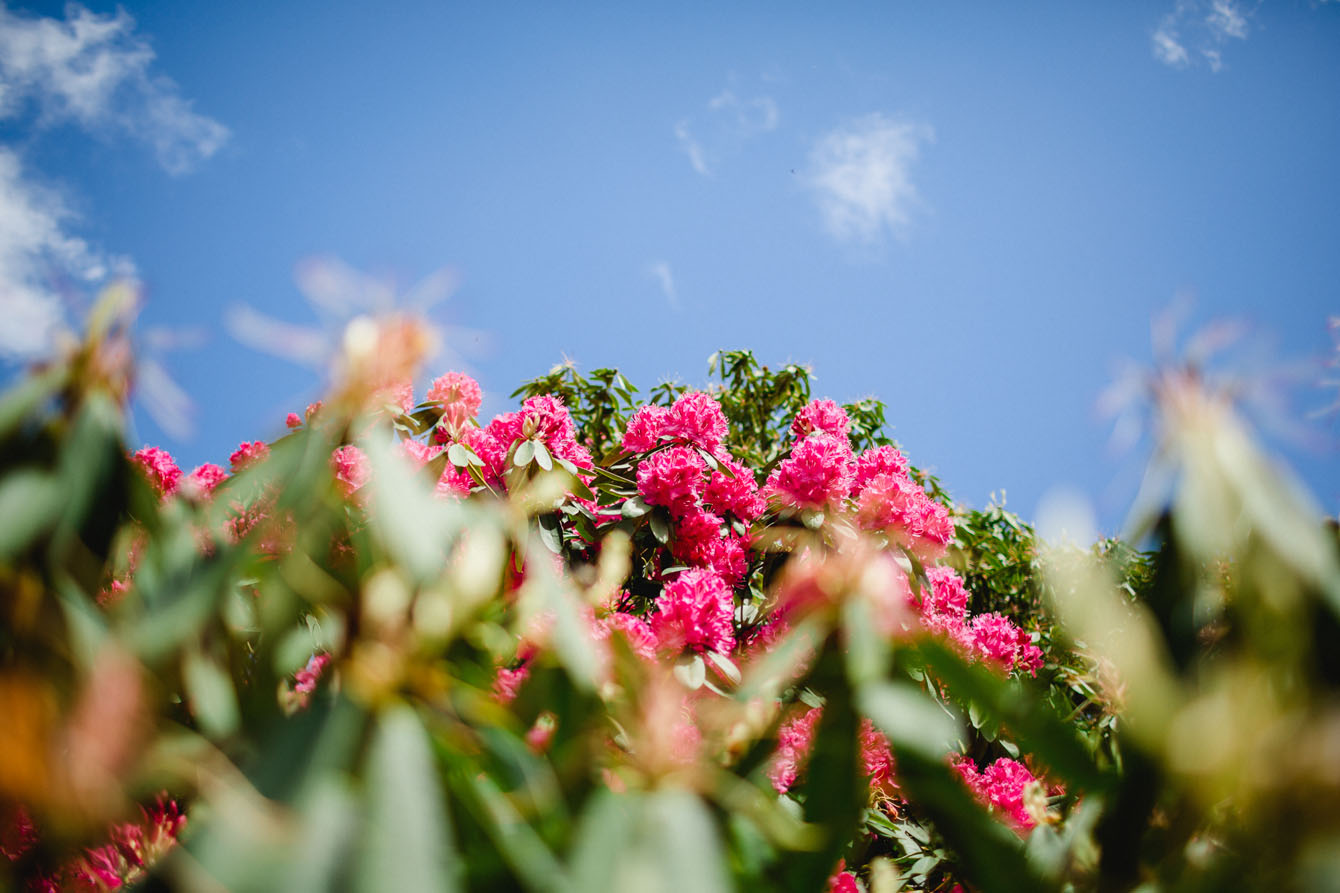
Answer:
[
  {"left": 428, "top": 371, "right": 483, "bottom": 439},
  {"left": 791, "top": 398, "right": 851, "bottom": 441},
  {"left": 762, "top": 399, "right": 954, "bottom": 565},
  {"left": 18, "top": 795, "right": 186, "bottom": 891},
  {"left": 330, "top": 444, "right": 370, "bottom": 497},
  {"left": 637, "top": 446, "right": 706, "bottom": 516},
  {"left": 459, "top": 393, "right": 593, "bottom": 489},
  {"left": 765, "top": 432, "right": 855, "bottom": 510},
  {"left": 768, "top": 705, "right": 823, "bottom": 793},
  {"left": 621, "top": 391, "right": 730, "bottom": 454},
  {"left": 854, "top": 472, "right": 954, "bottom": 558},
  {"left": 650, "top": 568, "right": 735, "bottom": 655},
  {"left": 953, "top": 756, "right": 1043, "bottom": 832},
  {"left": 913, "top": 567, "right": 1043, "bottom": 676},
  {"left": 132, "top": 447, "right": 229, "bottom": 500},
  {"left": 859, "top": 718, "right": 897, "bottom": 797},
  {"left": 229, "top": 440, "right": 270, "bottom": 472}
]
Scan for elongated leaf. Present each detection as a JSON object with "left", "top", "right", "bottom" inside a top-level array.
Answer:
[
  {"left": 514, "top": 439, "right": 536, "bottom": 467},
  {"left": 859, "top": 680, "right": 960, "bottom": 761},
  {"left": 533, "top": 439, "right": 553, "bottom": 471},
  {"left": 358, "top": 704, "right": 459, "bottom": 892},
  {"left": 184, "top": 650, "right": 240, "bottom": 739},
  {"left": 914, "top": 640, "right": 1109, "bottom": 794}
]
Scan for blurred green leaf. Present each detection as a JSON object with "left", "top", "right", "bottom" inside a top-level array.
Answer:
[
  {"left": 184, "top": 649, "right": 240, "bottom": 739},
  {"left": 358, "top": 704, "right": 460, "bottom": 892}
]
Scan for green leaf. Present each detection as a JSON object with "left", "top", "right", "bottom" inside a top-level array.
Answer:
[
  {"left": 0, "top": 470, "right": 63, "bottom": 559},
  {"left": 674, "top": 653, "right": 707, "bottom": 689},
  {"left": 365, "top": 436, "right": 461, "bottom": 582},
  {"left": 537, "top": 512, "right": 564, "bottom": 554},
  {"left": 455, "top": 767, "right": 572, "bottom": 893},
  {"left": 705, "top": 650, "right": 742, "bottom": 685},
  {"left": 447, "top": 442, "right": 473, "bottom": 467},
  {"left": 533, "top": 440, "right": 554, "bottom": 471},
  {"left": 859, "top": 680, "right": 961, "bottom": 761},
  {"left": 357, "top": 705, "right": 459, "bottom": 892},
  {"left": 183, "top": 650, "right": 240, "bottom": 739},
  {"left": 514, "top": 439, "right": 536, "bottom": 467},
  {"left": 621, "top": 495, "right": 652, "bottom": 519},
  {"left": 649, "top": 509, "right": 671, "bottom": 544}
]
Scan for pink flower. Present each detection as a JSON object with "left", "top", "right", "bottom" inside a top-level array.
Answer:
[
  {"left": 132, "top": 447, "right": 181, "bottom": 496},
  {"left": 637, "top": 445, "right": 705, "bottom": 517},
  {"left": 621, "top": 404, "right": 669, "bottom": 453},
  {"left": 852, "top": 445, "right": 910, "bottom": 495},
  {"left": 856, "top": 472, "right": 955, "bottom": 558},
  {"left": 1, "top": 804, "right": 37, "bottom": 862},
  {"left": 399, "top": 438, "right": 440, "bottom": 470},
  {"left": 428, "top": 371, "right": 483, "bottom": 437},
  {"left": 827, "top": 866, "right": 861, "bottom": 893},
  {"left": 651, "top": 568, "right": 735, "bottom": 655},
  {"left": 860, "top": 718, "right": 897, "bottom": 796},
  {"left": 285, "top": 412, "right": 302, "bottom": 429},
  {"left": 375, "top": 378, "right": 415, "bottom": 415},
  {"left": 769, "top": 705, "right": 823, "bottom": 793},
  {"left": 594, "top": 611, "right": 658, "bottom": 661},
  {"left": 954, "top": 756, "right": 1042, "bottom": 831},
  {"left": 436, "top": 462, "right": 474, "bottom": 498},
  {"left": 765, "top": 433, "right": 854, "bottom": 510},
  {"left": 229, "top": 440, "right": 270, "bottom": 472},
  {"left": 670, "top": 507, "right": 724, "bottom": 562},
  {"left": 427, "top": 371, "right": 483, "bottom": 414},
  {"left": 330, "top": 444, "right": 370, "bottom": 496},
  {"left": 525, "top": 713, "right": 557, "bottom": 753},
  {"left": 493, "top": 663, "right": 531, "bottom": 704},
  {"left": 703, "top": 457, "right": 764, "bottom": 522},
  {"left": 662, "top": 391, "right": 729, "bottom": 453},
  {"left": 921, "top": 566, "right": 970, "bottom": 622},
  {"left": 484, "top": 394, "right": 592, "bottom": 477},
  {"left": 826, "top": 860, "right": 863, "bottom": 893},
  {"left": 294, "top": 653, "right": 331, "bottom": 696},
  {"left": 969, "top": 613, "right": 1044, "bottom": 676},
  {"left": 792, "top": 399, "right": 851, "bottom": 441},
  {"left": 184, "top": 463, "right": 228, "bottom": 497}
]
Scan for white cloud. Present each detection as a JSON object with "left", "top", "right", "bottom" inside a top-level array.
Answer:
[
  {"left": 804, "top": 114, "right": 933, "bottom": 246},
  {"left": 1152, "top": 0, "right": 1250, "bottom": 72},
  {"left": 675, "top": 81, "right": 779, "bottom": 176},
  {"left": 0, "top": 3, "right": 223, "bottom": 359},
  {"left": 646, "top": 260, "right": 679, "bottom": 310},
  {"left": 1152, "top": 25, "right": 1190, "bottom": 67},
  {"left": 0, "top": 3, "right": 229, "bottom": 174},
  {"left": 0, "top": 147, "right": 132, "bottom": 357},
  {"left": 674, "top": 121, "right": 709, "bottom": 176}
]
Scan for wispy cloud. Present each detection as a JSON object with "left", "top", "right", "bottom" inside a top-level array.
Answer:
[
  {"left": 0, "top": 147, "right": 133, "bottom": 357},
  {"left": 0, "top": 3, "right": 225, "bottom": 360},
  {"left": 674, "top": 80, "right": 780, "bottom": 176},
  {"left": 0, "top": 3, "right": 229, "bottom": 174},
  {"left": 674, "top": 121, "right": 709, "bottom": 176},
  {"left": 804, "top": 114, "right": 933, "bottom": 246},
  {"left": 646, "top": 260, "right": 679, "bottom": 310},
  {"left": 1152, "top": 0, "right": 1252, "bottom": 72}
]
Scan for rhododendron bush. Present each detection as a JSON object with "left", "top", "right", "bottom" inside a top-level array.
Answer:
[{"left": 3, "top": 296, "right": 1340, "bottom": 892}]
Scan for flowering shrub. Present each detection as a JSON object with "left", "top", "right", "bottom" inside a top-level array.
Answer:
[{"left": 2, "top": 301, "right": 1339, "bottom": 892}]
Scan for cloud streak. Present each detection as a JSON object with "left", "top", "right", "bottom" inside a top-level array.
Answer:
[
  {"left": 1151, "top": 0, "right": 1251, "bottom": 72},
  {"left": 646, "top": 260, "right": 679, "bottom": 310},
  {"left": 804, "top": 114, "right": 933, "bottom": 246},
  {"left": 0, "top": 147, "right": 132, "bottom": 357},
  {"left": 0, "top": 3, "right": 226, "bottom": 359},
  {"left": 675, "top": 82, "right": 779, "bottom": 176},
  {"left": 0, "top": 3, "right": 229, "bottom": 174}
]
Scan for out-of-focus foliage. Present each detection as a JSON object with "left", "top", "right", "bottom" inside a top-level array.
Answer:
[{"left": 1, "top": 295, "right": 1338, "bottom": 893}]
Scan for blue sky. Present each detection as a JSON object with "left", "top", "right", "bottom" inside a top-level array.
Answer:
[{"left": 1, "top": 0, "right": 1337, "bottom": 533}]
